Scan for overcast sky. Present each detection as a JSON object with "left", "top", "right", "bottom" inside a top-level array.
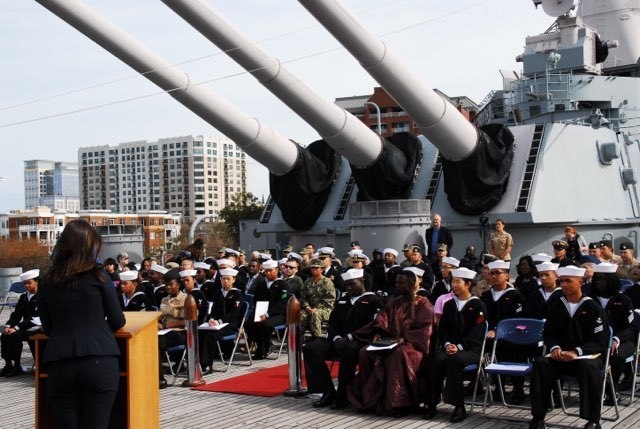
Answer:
[{"left": 0, "top": 0, "right": 552, "bottom": 213}]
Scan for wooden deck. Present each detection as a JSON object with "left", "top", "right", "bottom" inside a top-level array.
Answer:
[{"left": 2, "top": 310, "right": 640, "bottom": 428}]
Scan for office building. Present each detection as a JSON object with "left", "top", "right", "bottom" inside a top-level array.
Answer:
[{"left": 24, "top": 160, "right": 79, "bottom": 212}]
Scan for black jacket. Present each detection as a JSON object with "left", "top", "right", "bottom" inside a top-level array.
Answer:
[
  {"left": 526, "top": 287, "right": 563, "bottom": 320},
  {"left": 327, "top": 292, "right": 382, "bottom": 340},
  {"left": 425, "top": 226, "right": 453, "bottom": 258},
  {"left": 6, "top": 292, "right": 39, "bottom": 331},
  {"left": 208, "top": 288, "right": 244, "bottom": 329},
  {"left": 480, "top": 286, "right": 526, "bottom": 331},
  {"left": 39, "top": 269, "right": 126, "bottom": 364},
  {"left": 118, "top": 291, "right": 153, "bottom": 312},
  {"left": 438, "top": 296, "right": 487, "bottom": 355}
]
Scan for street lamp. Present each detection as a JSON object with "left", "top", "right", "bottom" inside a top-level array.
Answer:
[{"left": 364, "top": 101, "right": 382, "bottom": 135}]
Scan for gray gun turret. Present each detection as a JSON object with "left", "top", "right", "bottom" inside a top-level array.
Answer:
[
  {"left": 299, "top": 0, "right": 515, "bottom": 215},
  {"left": 161, "top": 0, "right": 421, "bottom": 214},
  {"left": 35, "top": 0, "right": 345, "bottom": 231}
]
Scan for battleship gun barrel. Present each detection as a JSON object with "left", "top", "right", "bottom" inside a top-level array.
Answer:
[
  {"left": 299, "top": 0, "right": 479, "bottom": 162},
  {"left": 162, "top": 0, "right": 382, "bottom": 168},
  {"left": 35, "top": 0, "right": 298, "bottom": 176}
]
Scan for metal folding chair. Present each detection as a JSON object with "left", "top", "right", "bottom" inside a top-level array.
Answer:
[
  {"left": 162, "top": 344, "right": 187, "bottom": 386},
  {"left": 214, "top": 300, "right": 253, "bottom": 372},
  {"left": 482, "top": 318, "right": 545, "bottom": 416},
  {"left": 0, "top": 282, "right": 26, "bottom": 316},
  {"left": 619, "top": 310, "right": 640, "bottom": 406},
  {"left": 620, "top": 279, "right": 633, "bottom": 293},
  {"left": 464, "top": 321, "right": 489, "bottom": 413},
  {"left": 555, "top": 326, "right": 620, "bottom": 422}
]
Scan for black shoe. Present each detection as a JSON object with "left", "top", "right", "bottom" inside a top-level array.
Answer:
[
  {"left": 0, "top": 365, "right": 14, "bottom": 377},
  {"left": 450, "top": 406, "right": 467, "bottom": 423},
  {"left": 159, "top": 378, "right": 168, "bottom": 389},
  {"left": 603, "top": 392, "right": 620, "bottom": 406},
  {"left": 330, "top": 398, "right": 349, "bottom": 410},
  {"left": 390, "top": 407, "right": 410, "bottom": 418},
  {"left": 529, "top": 417, "right": 547, "bottom": 429},
  {"left": 312, "top": 392, "right": 335, "bottom": 408},
  {"left": 264, "top": 344, "right": 273, "bottom": 357},
  {"left": 6, "top": 366, "right": 24, "bottom": 378},
  {"left": 423, "top": 405, "right": 437, "bottom": 419},
  {"left": 582, "top": 422, "right": 601, "bottom": 429},
  {"left": 619, "top": 377, "right": 633, "bottom": 391},
  {"left": 509, "top": 389, "right": 526, "bottom": 405}
]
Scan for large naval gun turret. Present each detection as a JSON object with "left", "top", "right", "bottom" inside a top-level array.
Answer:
[
  {"left": 37, "top": 0, "right": 640, "bottom": 256},
  {"left": 292, "top": 0, "right": 640, "bottom": 255}
]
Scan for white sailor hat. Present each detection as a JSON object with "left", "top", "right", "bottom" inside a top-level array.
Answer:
[
  {"left": 20, "top": 269, "right": 40, "bottom": 282},
  {"left": 151, "top": 264, "right": 169, "bottom": 275},
  {"left": 262, "top": 259, "right": 278, "bottom": 269},
  {"left": 287, "top": 252, "right": 303, "bottom": 262},
  {"left": 592, "top": 262, "right": 618, "bottom": 274},
  {"left": 442, "top": 256, "right": 461, "bottom": 267},
  {"left": 318, "top": 247, "right": 335, "bottom": 258},
  {"left": 134, "top": 263, "right": 141, "bottom": 271},
  {"left": 119, "top": 270, "right": 138, "bottom": 281},
  {"left": 403, "top": 266, "right": 425, "bottom": 277},
  {"left": 219, "top": 268, "right": 238, "bottom": 277},
  {"left": 531, "top": 253, "right": 553, "bottom": 263},
  {"left": 194, "top": 261, "right": 210, "bottom": 270},
  {"left": 224, "top": 248, "right": 240, "bottom": 257},
  {"left": 179, "top": 269, "right": 197, "bottom": 278},
  {"left": 216, "top": 258, "right": 236, "bottom": 268},
  {"left": 341, "top": 269, "right": 364, "bottom": 281},
  {"left": 487, "top": 260, "right": 510, "bottom": 271},
  {"left": 347, "top": 249, "right": 363, "bottom": 258},
  {"left": 536, "top": 262, "right": 559, "bottom": 272},
  {"left": 383, "top": 248, "right": 398, "bottom": 257},
  {"left": 451, "top": 267, "right": 476, "bottom": 280},
  {"left": 258, "top": 253, "right": 272, "bottom": 261},
  {"left": 557, "top": 266, "right": 586, "bottom": 277}
]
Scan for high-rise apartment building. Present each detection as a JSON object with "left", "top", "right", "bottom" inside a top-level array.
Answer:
[
  {"left": 24, "top": 160, "right": 79, "bottom": 212},
  {"left": 78, "top": 135, "right": 247, "bottom": 222}
]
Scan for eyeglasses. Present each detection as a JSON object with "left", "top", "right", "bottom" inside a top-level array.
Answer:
[
  {"left": 283, "top": 265, "right": 297, "bottom": 270},
  {"left": 489, "top": 271, "right": 505, "bottom": 276}
]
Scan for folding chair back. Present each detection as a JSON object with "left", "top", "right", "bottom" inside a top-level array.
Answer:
[
  {"left": 620, "top": 279, "right": 633, "bottom": 293},
  {"left": 163, "top": 344, "right": 187, "bottom": 386},
  {"left": 624, "top": 310, "right": 640, "bottom": 404},
  {"left": 214, "top": 300, "right": 253, "bottom": 372},
  {"left": 482, "top": 318, "right": 545, "bottom": 415},
  {"left": 0, "top": 282, "right": 26, "bottom": 315},
  {"left": 464, "top": 320, "right": 488, "bottom": 412}
]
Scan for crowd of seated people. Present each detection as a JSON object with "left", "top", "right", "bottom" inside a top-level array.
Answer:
[{"left": 5, "top": 218, "right": 640, "bottom": 429}]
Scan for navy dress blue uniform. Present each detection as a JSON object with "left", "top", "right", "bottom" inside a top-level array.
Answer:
[
  {"left": 118, "top": 291, "right": 153, "bottom": 312},
  {"left": 592, "top": 293, "right": 637, "bottom": 390},
  {"left": 1, "top": 292, "right": 40, "bottom": 368},
  {"left": 246, "top": 278, "right": 289, "bottom": 358},
  {"left": 530, "top": 297, "right": 609, "bottom": 423},
  {"left": 199, "top": 288, "right": 244, "bottom": 368},
  {"left": 303, "top": 291, "right": 382, "bottom": 406},
  {"left": 624, "top": 282, "right": 640, "bottom": 309},
  {"left": 526, "top": 287, "right": 563, "bottom": 320},
  {"left": 200, "top": 278, "right": 220, "bottom": 302},
  {"left": 39, "top": 269, "right": 126, "bottom": 429},
  {"left": 188, "top": 288, "right": 210, "bottom": 325},
  {"left": 428, "top": 297, "right": 487, "bottom": 409}
]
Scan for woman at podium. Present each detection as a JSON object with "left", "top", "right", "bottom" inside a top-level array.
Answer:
[{"left": 39, "top": 220, "right": 126, "bottom": 429}]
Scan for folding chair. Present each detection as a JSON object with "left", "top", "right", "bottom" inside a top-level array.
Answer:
[
  {"left": 0, "top": 282, "right": 26, "bottom": 316},
  {"left": 272, "top": 323, "right": 288, "bottom": 359},
  {"left": 618, "top": 310, "right": 640, "bottom": 406},
  {"left": 162, "top": 344, "right": 187, "bottom": 386},
  {"left": 464, "top": 321, "right": 489, "bottom": 412},
  {"left": 243, "top": 293, "right": 254, "bottom": 311},
  {"left": 555, "top": 326, "right": 620, "bottom": 422},
  {"left": 214, "top": 300, "right": 253, "bottom": 372},
  {"left": 482, "top": 318, "right": 545, "bottom": 416}
]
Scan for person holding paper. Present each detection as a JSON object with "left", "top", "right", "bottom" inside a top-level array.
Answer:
[
  {"left": 425, "top": 267, "right": 486, "bottom": 422},
  {"left": 348, "top": 270, "right": 434, "bottom": 416},
  {"left": 1, "top": 269, "right": 41, "bottom": 377},
  {"left": 246, "top": 259, "right": 289, "bottom": 359},
  {"left": 303, "top": 269, "right": 382, "bottom": 409},
  {"left": 157, "top": 269, "right": 187, "bottom": 388},
  {"left": 529, "top": 265, "right": 610, "bottom": 429},
  {"left": 199, "top": 268, "right": 244, "bottom": 373}
]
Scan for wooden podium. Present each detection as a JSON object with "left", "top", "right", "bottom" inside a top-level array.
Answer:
[{"left": 33, "top": 312, "right": 160, "bottom": 429}]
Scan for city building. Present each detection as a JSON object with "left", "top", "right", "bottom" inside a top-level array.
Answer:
[
  {"left": 24, "top": 160, "right": 79, "bottom": 212},
  {"left": 6, "top": 207, "right": 181, "bottom": 258},
  {"left": 335, "top": 86, "right": 478, "bottom": 138},
  {"left": 78, "top": 134, "right": 247, "bottom": 223}
]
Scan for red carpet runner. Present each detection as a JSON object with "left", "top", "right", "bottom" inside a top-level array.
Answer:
[{"left": 193, "top": 362, "right": 339, "bottom": 397}]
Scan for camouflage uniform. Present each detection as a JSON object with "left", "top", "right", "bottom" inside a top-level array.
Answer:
[{"left": 300, "top": 276, "right": 336, "bottom": 337}]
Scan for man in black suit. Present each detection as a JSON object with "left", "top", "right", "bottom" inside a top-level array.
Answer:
[
  {"left": 1, "top": 269, "right": 41, "bottom": 377},
  {"left": 425, "top": 213, "right": 454, "bottom": 263},
  {"left": 303, "top": 269, "right": 382, "bottom": 409}
]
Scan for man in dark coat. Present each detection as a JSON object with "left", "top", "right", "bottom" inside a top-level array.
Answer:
[
  {"left": 303, "top": 269, "right": 382, "bottom": 409},
  {"left": 425, "top": 213, "right": 453, "bottom": 263}
]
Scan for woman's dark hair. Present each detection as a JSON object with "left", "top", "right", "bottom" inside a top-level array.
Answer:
[
  {"left": 43, "top": 220, "right": 105, "bottom": 288},
  {"left": 104, "top": 257, "right": 117, "bottom": 266},
  {"left": 516, "top": 255, "right": 538, "bottom": 277},
  {"left": 126, "top": 262, "right": 138, "bottom": 271},
  {"left": 591, "top": 272, "right": 621, "bottom": 298}
]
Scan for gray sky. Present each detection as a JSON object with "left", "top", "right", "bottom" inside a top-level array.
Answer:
[{"left": 0, "top": 0, "right": 552, "bottom": 213}]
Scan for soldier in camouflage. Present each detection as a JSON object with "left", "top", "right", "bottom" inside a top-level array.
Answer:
[{"left": 300, "top": 259, "right": 336, "bottom": 338}]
